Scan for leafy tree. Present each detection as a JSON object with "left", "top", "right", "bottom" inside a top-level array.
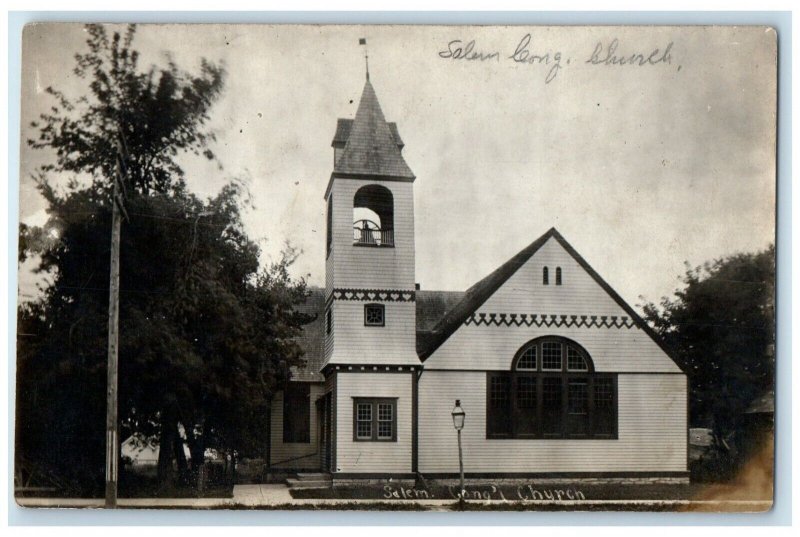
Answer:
[
  {"left": 17, "top": 24, "right": 310, "bottom": 495},
  {"left": 642, "top": 245, "right": 775, "bottom": 447}
]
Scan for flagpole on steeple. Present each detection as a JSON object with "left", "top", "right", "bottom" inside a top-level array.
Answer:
[{"left": 359, "top": 37, "right": 369, "bottom": 81}]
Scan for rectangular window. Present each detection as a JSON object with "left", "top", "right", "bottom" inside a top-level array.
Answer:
[
  {"left": 593, "top": 377, "right": 616, "bottom": 437},
  {"left": 326, "top": 306, "right": 332, "bottom": 335},
  {"left": 541, "top": 342, "right": 563, "bottom": 370},
  {"left": 377, "top": 403, "right": 393, "bottom": 439},
  {"left": 356, "top": 403, "right": 372, "bottom": 439},
  {"left": 542, "top": 377, "right": 563, "bottom": 437},
  {"left": 514, "top": 375, "right": 537, "bottom": 437},
  {"left": 364, "top": 303, "right": 385, "bottom": 327},
  {"left": 353, "top": 398, "right": 396, "bottom": 441},
  {"left": 566, "top": 379, "right": 589, "bottom": 437},
  {"left": 487, "top": 373, "right": 512, "bottom": 437},
  {"left": 283, "top": 382, "right": 310, "bottom": 443},
  {"left": 568, "top": 380, "right": 589, "bottom": 414}
]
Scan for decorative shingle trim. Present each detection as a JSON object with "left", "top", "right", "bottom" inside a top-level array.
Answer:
[
  {"left": 464, "top": 313, "right": 637, "bottom": 329},
  {"left": 331, "top": 288, "right": 416, "bottom": 303}
]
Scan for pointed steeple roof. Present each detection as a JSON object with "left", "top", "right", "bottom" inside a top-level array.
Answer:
[{"left": 333, "top": 79, "right": 415, "bottom": 179}]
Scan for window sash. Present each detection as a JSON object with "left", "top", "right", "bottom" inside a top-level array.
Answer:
[
  {"left": 517, "top": 347, "right": 537, "bottom": 370},
  {"left": 541, "top": 342, "right": 563, "bottom": 370},
  {"left": 567, "top": 346, "right": 588, "bottom": 371}
]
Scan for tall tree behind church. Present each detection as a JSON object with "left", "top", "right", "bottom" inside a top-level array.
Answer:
[{"left": 642, "top": 245, "right": 775, "bottom": 449}]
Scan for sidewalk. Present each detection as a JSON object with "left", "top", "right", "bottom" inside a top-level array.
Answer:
[{"left": 14, "top": 484, "right": 772, "bottom": 511}]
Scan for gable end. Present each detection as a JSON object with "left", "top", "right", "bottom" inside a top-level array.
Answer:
[{"left": 418, "top": 228, "right": 684, "bottom": 373}]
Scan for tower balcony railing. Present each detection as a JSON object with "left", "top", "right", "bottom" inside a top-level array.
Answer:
[{"left": 353, "top": 220, "right": 394, "bottom": 247}]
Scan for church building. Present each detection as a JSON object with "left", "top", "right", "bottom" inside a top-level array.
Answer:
[{"left": 267, "top": 75, "right": 688, "bottom": 485}]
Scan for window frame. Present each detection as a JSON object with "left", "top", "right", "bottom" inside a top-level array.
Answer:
[
  {"left": 486, "top": 337, "right": 618, "bottom": 440},
  {"left": 364, "top": 303, "right": 386, "bottom": 327},
  {"left": 352, "top": 398, "right": 397, "bottom": 442}
]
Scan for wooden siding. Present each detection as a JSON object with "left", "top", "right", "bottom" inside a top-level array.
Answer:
[
  {"left": 328, "top": 178, "right": 415, "bottom": 291},
  {"left": 333, "top": 372, "right": 413, "bottom": 473},
  {"left": 424, "top": 237, "right": 680, "bottom": 373},
  {"left": 326, "top": 301, "right": 419, "bottom": 366},
  {"left": 269, "top": 383, "right": 325, "bottom": 470},
  {"left": 418, "top": 371, "right": 687, "bottom": 473},
  {"left": 481, "top": 237, "right": 639, "bottom": 316},
  {"left": 424, "top": 324, "right": 680, "bottom": 373}
]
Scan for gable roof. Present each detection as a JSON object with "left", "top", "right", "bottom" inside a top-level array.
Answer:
[
  {"left": 416, "top": 227, "right": 683, "bottom": 371},
  {"left": 332, "top": 79, "right": 415, "bottom": 179}
]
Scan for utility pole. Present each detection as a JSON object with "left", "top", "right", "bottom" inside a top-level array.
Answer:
[{"left": 105, "top": 133, "right": 130, "bottom": 508}]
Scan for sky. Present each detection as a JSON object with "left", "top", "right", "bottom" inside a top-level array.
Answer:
[{"left": 18, "top": 24, "right": 776, "bottom": 309}]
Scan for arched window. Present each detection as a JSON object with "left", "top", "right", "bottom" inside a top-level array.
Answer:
[
  {"left": 353, "top": 184, "right": 394, "bottom": 247},
  {"left": 556, "top": 267, "right": 562, "bottom": 286},
  {"left": 487, "top": 336, "right": 617, "bottom": 440},
  {"left": 542, "top": 267, "right": 549, "bottom": 285}
]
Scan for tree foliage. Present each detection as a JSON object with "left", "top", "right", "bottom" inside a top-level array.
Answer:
[
  {"left": 28, "top": 24, "right": 224, "bottom": 197},
  {"left": 642, "top": 245, "right": 775, "bottom": 442},
  {"left": 17, "top": 24, "right": 310, "bottom": 495}
]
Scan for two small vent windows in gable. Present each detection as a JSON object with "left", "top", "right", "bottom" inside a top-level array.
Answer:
[{"left": 542, "top": 267, "right": 562, "bottom": 286}]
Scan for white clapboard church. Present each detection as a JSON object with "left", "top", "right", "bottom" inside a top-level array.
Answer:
[{"left": 267, "top": 74, "right": 688, "bottom": 485}]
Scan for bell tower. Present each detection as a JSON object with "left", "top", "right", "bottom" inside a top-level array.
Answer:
[{"left": 322, "top": 78, "right": 418, "bottom": 368}]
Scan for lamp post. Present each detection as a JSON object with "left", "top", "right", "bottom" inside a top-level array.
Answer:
[{"left": 451, "top": 399, "right": 466, "bottom": 510}]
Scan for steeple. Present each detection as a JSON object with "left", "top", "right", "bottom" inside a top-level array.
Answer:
[{"left": 332, "top": 80, "right": 415, "bottom": 180}]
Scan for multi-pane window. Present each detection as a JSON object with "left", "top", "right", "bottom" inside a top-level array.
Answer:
[
  {"left": 514, "top": 376, "right": 538, "bottom": 436},
  {"left": 516, "top": 377, "right": 537, "bottom": 409},
  {"left": 542, "top": 377, "right": 563, "bottom": 437},
  {"left": 364, "top": 303, "right": 385, "bottom": 327},
  {"left": 353, "top": 398, "right": 397, "bottom": 441},
  {"left": 594, "top": 377, "right": 615, "bottom": 437},
  {"left": 567, "top": 346, "right": 588, "bottom": 371},
  {"left": 377, "top": 403, "right": 394, "bottom": 439},
  {"left": 487, "top": 337, "right": 617, "bottom": 439},
  {"left": 568, "top": 381, "right": 589, "bottom": 414},
  {"left": 541, "top": 341, "right": 563, "bottom": 370},
  {"left": 517, "top": 346, "right": 537, "bottom": 370},
  {"left": 487, "top": 374, "right": 511, "bottom": 437},
  {"left": 356, "top": 403, "right": 373, "bottom": 439}
]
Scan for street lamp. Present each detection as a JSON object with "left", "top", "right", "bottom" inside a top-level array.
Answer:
[{"left": 451, "top": 399, "right": 466, "bottom": 510}]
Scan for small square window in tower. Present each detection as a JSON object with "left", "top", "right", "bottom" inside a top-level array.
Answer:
[{"left": 364, "top": 303, "right": 385, "bottom": 326}]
